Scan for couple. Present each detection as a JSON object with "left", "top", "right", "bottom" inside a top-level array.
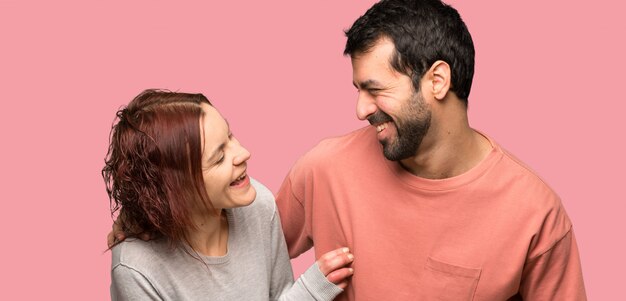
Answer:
[{"left": 105, "top": 0, "right": 587, "bottom": 300}]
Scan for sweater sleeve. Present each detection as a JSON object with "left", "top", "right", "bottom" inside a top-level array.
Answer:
[
  {"left": 519, "top": 229, "right": 587, "bottom": 300},
  {"left": 269, "top": 204, "right": 343, "bottom": 301},
  {"left": 276, "top": 166, "right": 314, "bottom": 259},
  {"left": 111, "top": 263, "right": 162, "bottom": 301}
]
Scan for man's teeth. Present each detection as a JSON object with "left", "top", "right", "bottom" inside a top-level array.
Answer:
[{"left": 376, "top": 123, "right": 388, "bottom": 133}]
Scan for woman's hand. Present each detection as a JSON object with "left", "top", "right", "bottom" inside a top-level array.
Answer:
[{"left": 316, "top": 247, "right": 355, "bottom": 289}]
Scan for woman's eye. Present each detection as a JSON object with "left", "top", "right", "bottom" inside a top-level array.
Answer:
[{"left": 216, "top": 155, "right": 225, "bottom": 164}]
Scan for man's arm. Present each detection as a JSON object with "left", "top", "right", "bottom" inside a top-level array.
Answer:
[
  {"left": 269, "top": 204, "right": 352, "bottom": 300},
  {"left": 275, "top": 170, "right": 314, "bottom": 258},
  {"left": 107, "top": 210, "right": 152, "bottom": 248},
  {"left": 519, "top": 229, "right": 587, "bottom": 300}
]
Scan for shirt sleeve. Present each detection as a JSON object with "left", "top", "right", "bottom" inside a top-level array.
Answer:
[
  {"left": 275, "top": 167, "right": 314, "bottom": 258},
  {"left": 519, "top": 229, "right": 587, "bottom": 300},
  {"left": 269, "top": 204, "right": 343, "bottom": 301},
  {"left": 111, "top": 264, "right": 162, "bottom": 301}
]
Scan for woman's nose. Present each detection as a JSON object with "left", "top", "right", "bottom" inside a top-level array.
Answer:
[{"left": 232, "top": 139, "right": 251, "bottom": 166}]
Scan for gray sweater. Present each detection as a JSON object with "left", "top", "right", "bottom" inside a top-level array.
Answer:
[{"left": 111, "top": 179, "right": 342, "bottom": 300}]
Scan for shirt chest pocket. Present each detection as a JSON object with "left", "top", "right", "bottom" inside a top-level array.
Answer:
[{"left": 416, "top": 257, "right": 482, "bottom": 301}]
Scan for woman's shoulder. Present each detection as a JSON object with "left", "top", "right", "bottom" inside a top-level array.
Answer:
[
  {"left": 111, "top": 238, "right": 173, "bottom": 271},
  {"left": 250, "top": 177, "right": 274, "bottom": 205},
  {"left": 237, "top": 177, "right": 277, "bottom": 222}
]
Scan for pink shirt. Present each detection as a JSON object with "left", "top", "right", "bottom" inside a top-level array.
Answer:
[{"left": 276, "top": 127, "right": 586, "bottom": 300}]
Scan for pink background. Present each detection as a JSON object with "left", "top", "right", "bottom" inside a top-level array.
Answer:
[{"left": 1, "top": 0, "right": 624, "bottom": 299}]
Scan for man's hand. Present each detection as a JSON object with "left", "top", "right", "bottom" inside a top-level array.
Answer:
[
  {"left": 317, "top": 247, "right": 355, "bottom": 289},
  {"left": 106, "top": 217, "right": 151, "bottom": 248},
  {"left": 107, "top": 219, "right": 122, "bottom": 248}
]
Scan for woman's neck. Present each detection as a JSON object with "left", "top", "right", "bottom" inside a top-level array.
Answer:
[{"left": 187, "top": 209, "right": 229, "bottom": 257}]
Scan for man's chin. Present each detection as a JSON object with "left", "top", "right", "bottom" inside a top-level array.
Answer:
[
  {"left": 382, "top": 142, "right": 415, "bottom": 161},
  {"left": 382, "top": 144, "right": 399, "bottom": 161}
]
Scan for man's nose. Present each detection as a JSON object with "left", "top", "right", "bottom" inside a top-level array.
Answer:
[{"left": 356, "top": 92, "right": 377, "bottom": 121}]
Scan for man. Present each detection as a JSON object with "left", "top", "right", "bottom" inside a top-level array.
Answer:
[{"left": 275, "top": 0, "right": 586, "bottom": 300}]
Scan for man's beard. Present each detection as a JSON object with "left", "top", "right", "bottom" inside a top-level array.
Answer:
[{"left": 368, "top": 91, "right": 431, "bottom": 161}]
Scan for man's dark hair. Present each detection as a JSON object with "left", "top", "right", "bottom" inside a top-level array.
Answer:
[{"left": 344, "top": 0, "right": 475, "bottom": 104}]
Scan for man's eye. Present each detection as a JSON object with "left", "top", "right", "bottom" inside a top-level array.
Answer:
[{"left": 368, "top": 88, "right": 381, "bottom": 94}]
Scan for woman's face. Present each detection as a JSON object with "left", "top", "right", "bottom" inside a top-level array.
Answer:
[{"left": 199, "top": 103, "right": 256, "bottom": 209}]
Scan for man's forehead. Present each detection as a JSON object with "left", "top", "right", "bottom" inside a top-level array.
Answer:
[{"left": 351, "top": 55, "right": 402, "bottom": 87}]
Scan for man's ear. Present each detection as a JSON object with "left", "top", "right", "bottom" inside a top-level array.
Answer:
[{"left": 428, "top": 60, "right": 451, "bottom": 101}]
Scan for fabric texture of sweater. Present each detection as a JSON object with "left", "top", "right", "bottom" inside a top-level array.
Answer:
[{"left": 111, "top": 178, "right": 342, "bottom": 301}]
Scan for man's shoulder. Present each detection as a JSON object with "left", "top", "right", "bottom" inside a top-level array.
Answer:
[
  {"left": 301, "top": 126, "right": 376, "bottom": 163},
  {"left": 496, "top": 145, "right": 558, "bottom": 197},
  {"left": 489, "top": 140, "right": 570, "bottom": 225},
  {"left": 501, "top": 148, "right": 576, "bottom": 255}
]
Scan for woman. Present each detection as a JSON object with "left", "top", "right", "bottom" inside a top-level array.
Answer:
[{"left": 103, "top": 90, "right": 353, "bottom": 300}]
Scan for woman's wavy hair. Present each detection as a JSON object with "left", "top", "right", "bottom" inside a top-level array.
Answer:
[{"left": 103, "top": 89, "right": 216, "bottom": 249}]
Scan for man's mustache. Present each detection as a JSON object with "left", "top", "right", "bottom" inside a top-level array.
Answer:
[{"left": 368, "top": 110, "right": 393, "bottom": 125}]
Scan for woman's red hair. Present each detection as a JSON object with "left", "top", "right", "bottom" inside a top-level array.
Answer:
[{"left": 103, "top": 89, "right": 215, "bottom": 248}]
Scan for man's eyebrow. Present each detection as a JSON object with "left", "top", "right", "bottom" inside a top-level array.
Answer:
[{"left": 353, "top": 79, "right": 383, "bottom": 90}]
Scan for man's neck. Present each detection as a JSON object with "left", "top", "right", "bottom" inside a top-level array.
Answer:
[{"left": 399, "top": 115, "right": 492, "bottom": 179}]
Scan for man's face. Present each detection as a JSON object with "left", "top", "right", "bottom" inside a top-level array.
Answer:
[{"left": 351, "top": 38, "right": 431, "bottom": 161}]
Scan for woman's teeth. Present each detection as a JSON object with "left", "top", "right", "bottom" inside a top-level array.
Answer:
[{"left": 231, "top": 172, "right": 247, "bottom": 186}]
